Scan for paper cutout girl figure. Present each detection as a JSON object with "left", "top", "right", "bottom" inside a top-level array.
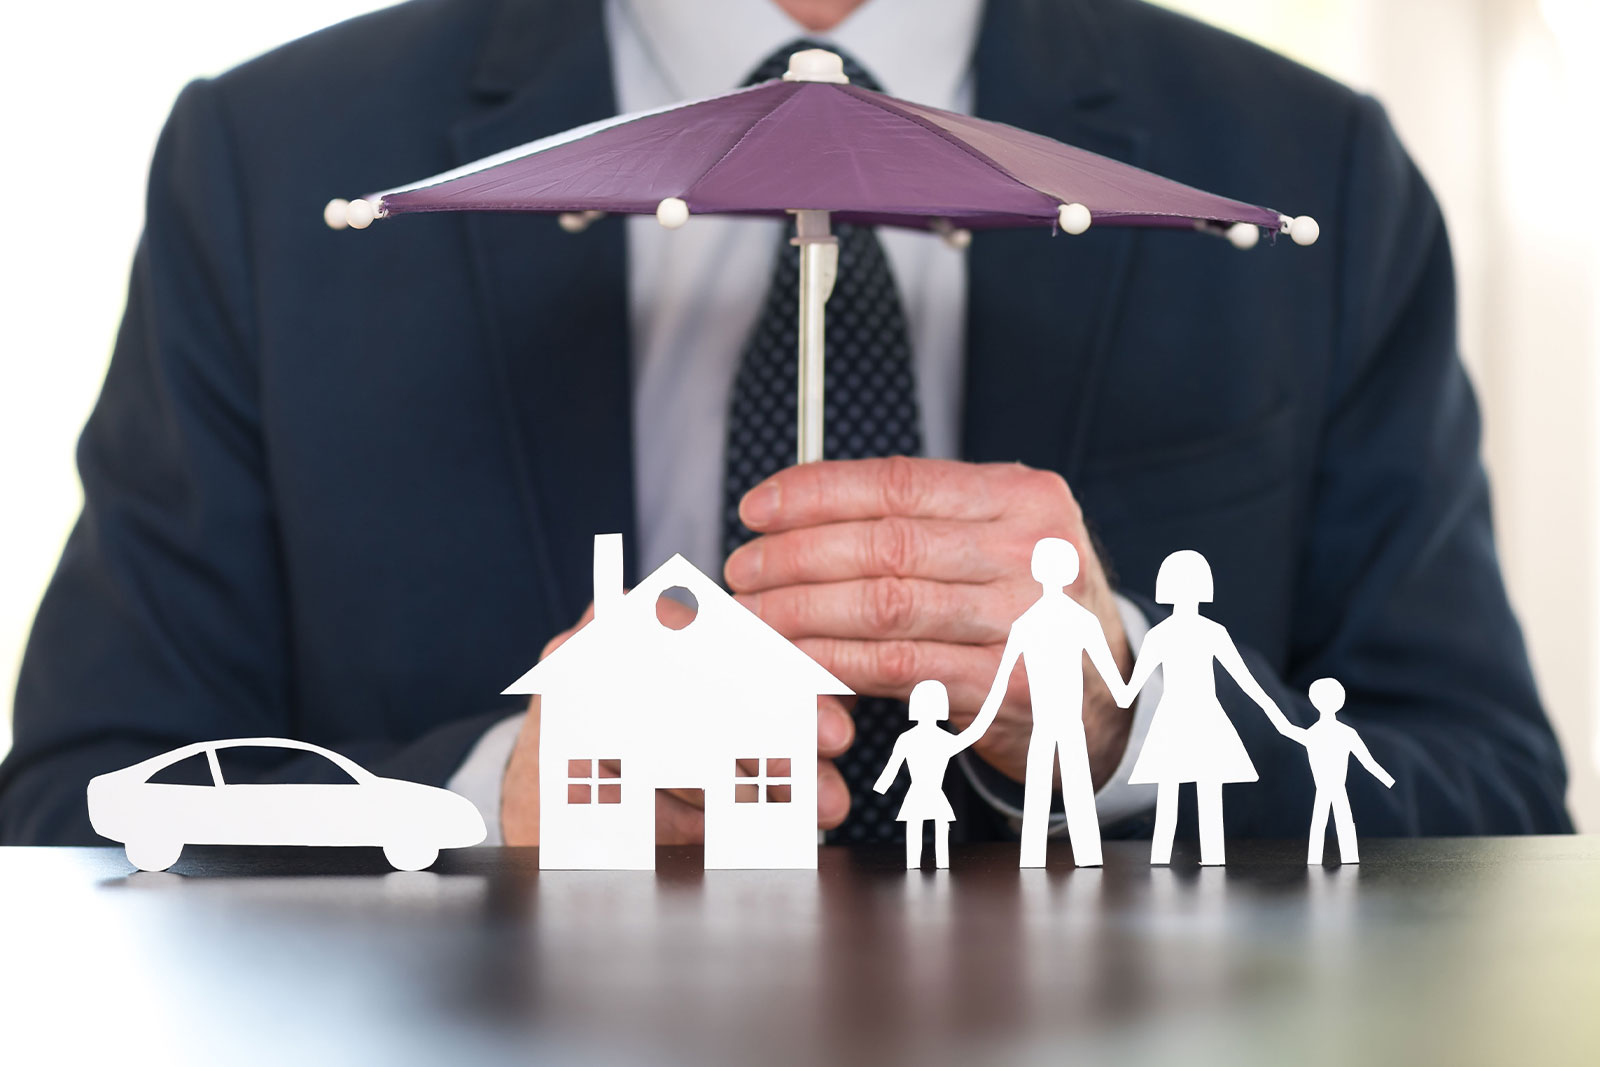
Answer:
[
  {"left": 1122, "top": 550, "right": 1300, "bottom": 866},
  {"left": 979, "top": 537, "right": 1131, "bottom": 869},
  {"left": 873, "top": 679, "right": 999, "bottom": 869},
  {"left": 1293, "top": 678, "right": 1395, "bottom": 864}
]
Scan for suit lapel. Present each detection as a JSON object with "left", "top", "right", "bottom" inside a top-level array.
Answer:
[
  {"left": 963, "top": 0, "right": 1145, "bottom": 482},
  {"left": 451, "top": 0, "right": 636, "bottom": 622}
]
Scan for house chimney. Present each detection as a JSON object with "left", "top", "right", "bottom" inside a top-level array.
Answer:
[{"left": 593, "top": 533, "right": 624, "bottom": 619}]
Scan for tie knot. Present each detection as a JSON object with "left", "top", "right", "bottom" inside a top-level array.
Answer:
[{"left": 740, "top": 39, "right": 883, "bottom": 92}]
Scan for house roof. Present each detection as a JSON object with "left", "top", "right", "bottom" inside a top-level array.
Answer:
[{"left": 502, "top": 554, "right": 851, "bottom": 698}]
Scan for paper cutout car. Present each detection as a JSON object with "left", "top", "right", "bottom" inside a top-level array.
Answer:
[{"left": 87, "top": 738, "right": 487, "bottom": 872}]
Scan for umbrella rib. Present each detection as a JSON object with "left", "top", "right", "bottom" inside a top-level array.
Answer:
[
  {"left": 682, "top": 84, "right": 810, "bottom": 205},
  {"left": 371, "top": 83, "right": 774, "bottom": 204},
  {"left": 838, "top": 87, "right": 1060, "bottom": 218},
  {"left": 853, "top": 88, "right": 1277, "bottom": 225}
]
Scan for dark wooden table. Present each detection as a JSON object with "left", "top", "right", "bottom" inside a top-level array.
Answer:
[{"left": 3, "top": 839, "right": 1597, "bottom": 1065}]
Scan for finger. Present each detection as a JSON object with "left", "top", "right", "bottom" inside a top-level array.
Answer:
[
  {"left": 819, "top": 696, "right": 854, "bottom": 758},
  {"left": 818, "top": 758, "right": 850, "bottom": 830},
  {"left": 656, "top": 789, "right": 705, "bottom": 845},
  {"left": 739, "top": 577, "right": 1019, "bottom": 643},
  {"left": 740, "top": 458, "right": 1040, "bottom": 531},
  {"left": 648, "top": 762, "right": 710, "bottom": 809},
  {"left": 653, "top": 592, "right": 698, "bottom": 630},
  {"left": 662, "top": 786, "right": 707, "bottom": 810},
  {"left": 725, "top": 517, "right": 1024, "bottom": 591},
  {"left": 541, "top": 602, "right": 598, "bottom": 659},
  {"left": 794, "top": 637, "right": 1031, "bottom": 710}
]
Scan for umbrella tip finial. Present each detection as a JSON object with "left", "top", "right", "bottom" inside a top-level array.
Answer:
[
  {"left": 1288, "top": 215, "right": 1320, "bottom": 246},
  {"left": 784, "top": 49, "right": 850, "bottom": 84},
  {"left": 1058, "top": 203, "right": 1092, "bottom": 235}
]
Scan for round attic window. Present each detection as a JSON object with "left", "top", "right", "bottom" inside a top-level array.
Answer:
[{"left": 656, "top": 586, "right": 698, "bottom": 630}]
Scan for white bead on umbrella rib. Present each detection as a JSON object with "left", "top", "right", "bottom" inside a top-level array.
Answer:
[
  {"left": 1058, "top": 202, "right": 1092, "bottom": 235},
  {"left": 1227, "top": 222, "right": 1260, "bottom": 250},
  {"left": 656, "top": 197, "right": 690, "bottom": 229},
  {"left": 346, "top": 199, "right": 376, "bottom": 229}
]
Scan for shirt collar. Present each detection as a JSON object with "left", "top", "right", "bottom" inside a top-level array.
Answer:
[{"left": 615, "top": 0, "right": 983, "bottom": 109}]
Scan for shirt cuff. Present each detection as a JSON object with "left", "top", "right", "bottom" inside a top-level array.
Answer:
[
  {"left": 957, "top": 592, "right": 1160, "bottom": 830},
  {"left": 445, "top": 713, "right": 526, "bottom": 846}
]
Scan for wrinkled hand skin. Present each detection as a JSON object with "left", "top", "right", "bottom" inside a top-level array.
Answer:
[
  {"left": 500, "top": 600, "right": 856, "bottom": 846},
  {"left": 724, "top": 457, "right": 1133, "bottom": 800}
]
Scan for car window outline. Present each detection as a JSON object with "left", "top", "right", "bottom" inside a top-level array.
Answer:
[
  {"left": 142, "top": 750, "right": 217, "bottom": 787},
  {"left": 207, "top": 740, "right": 372, "bottom": 786},
  {"left": 135, "top": 739, "right": 376, "bottom": 787}
]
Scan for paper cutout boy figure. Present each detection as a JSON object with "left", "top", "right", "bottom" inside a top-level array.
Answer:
[
  {"left": 978, "top": 537, "right": 1130, "bottom": 869},
  {"left": 873, "top": 679, "right": 999, "bottom": 869},
  {"left": 1293, "top": 678, "right": 1395, "bottom": 865}
]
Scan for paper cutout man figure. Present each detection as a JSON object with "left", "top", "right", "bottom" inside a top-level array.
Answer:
[
  {"left": 873, "top": 679, "right": 999, "bottom": 869},
  {"left": 1121, "top": 550, "right": 1299, "bottom": 867},
  {"left": 1294, "top": 678, "right": 1395, "bottom": 864},
  {"left": 978, "top": 537, "right": 1130, "bottom": 868}
]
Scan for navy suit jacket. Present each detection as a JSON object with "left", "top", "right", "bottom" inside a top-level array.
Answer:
[{"left": 0, "top": 0, "right": 1573, "bottom": 843}]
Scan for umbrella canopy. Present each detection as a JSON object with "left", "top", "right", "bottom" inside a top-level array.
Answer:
[
  {"left": 325, "top": 49, "right": 1318, "bottom": 466},
  {"left": 326, "top": 49, "right": 1316, "bottom": 247}
]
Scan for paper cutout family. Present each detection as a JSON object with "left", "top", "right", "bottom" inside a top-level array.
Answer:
[
  {"left": 869, "top": 538, "right": 1393, "bottom": 870},
  {"left": 86, "top": 533, "right": 1391, "bottom": 874}
]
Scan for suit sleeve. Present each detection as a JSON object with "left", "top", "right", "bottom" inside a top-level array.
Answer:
[
  {"left": 0, "top": 79, "right": 505, "bottom": 845},
  {"left": 1181, "top": 96, "right": 1571, "bottom": 836}
]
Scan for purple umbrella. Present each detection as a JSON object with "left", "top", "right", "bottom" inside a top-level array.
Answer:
[{"left": 326, "top": 49, "right": 1319, "bottom": 464}]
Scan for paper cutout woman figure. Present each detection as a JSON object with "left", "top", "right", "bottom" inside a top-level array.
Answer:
[
  {"left": 873, "top": 679, "right": 999, "bottom": 869},
  {"left": 1293, "top": 678, "right": 1395, "bottom": 864},
  {"left": 1122, "top": 550, "right": 1299, "bottom": 866}
]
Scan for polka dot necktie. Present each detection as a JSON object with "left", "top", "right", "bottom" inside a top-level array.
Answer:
[{"left": 723, "top": 41, "right": 922, "bottom": 844}]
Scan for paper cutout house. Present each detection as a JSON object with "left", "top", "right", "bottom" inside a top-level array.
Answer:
[{"left": 504, "top": 534, "right": 851, "bottom": 870}]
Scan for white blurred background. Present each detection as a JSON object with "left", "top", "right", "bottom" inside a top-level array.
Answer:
[{"left": 2, "top": 0, "right": 1597, "bottom": 827}]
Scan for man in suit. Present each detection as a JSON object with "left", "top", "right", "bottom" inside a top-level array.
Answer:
[{"left": 0, "top": 0, "right": 1573, "bottom": 848}]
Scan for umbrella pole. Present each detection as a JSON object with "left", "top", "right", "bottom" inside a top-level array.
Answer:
[{"left": 793, "top": 209, "right": 838, "bottom": 465}]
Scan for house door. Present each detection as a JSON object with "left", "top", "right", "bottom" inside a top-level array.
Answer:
[{"left": 655, "top": 788, "right": 706, "bottom": 869}]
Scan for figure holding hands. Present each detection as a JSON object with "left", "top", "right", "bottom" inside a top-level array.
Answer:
[
  {"left": 873, "top": 679, "right": 999, "bottom": 869},
  {"left": 1120, "top": 550, "right": 1300, "bottom": 866},
  {"left": 978, "top": 537, "right": 1132, "bottom": 868},
  {"left": 1293, "top": 678, "right": 1395, "bottom": 864}
]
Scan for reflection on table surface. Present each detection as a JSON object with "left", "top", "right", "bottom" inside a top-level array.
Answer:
[{"left": 2, "top": 839, "right": 1597, "bottom": 1065}]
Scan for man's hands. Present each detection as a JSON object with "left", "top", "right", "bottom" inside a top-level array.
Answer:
[
  {"left": 725, "top": 457, "right": 1133, "bottom": 806},
  {"left": 501, "top": 456, "right": 1131, "bottom": 843},
  {"left": 500, "top": 600, "right": 857, "bottom": 846}
]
